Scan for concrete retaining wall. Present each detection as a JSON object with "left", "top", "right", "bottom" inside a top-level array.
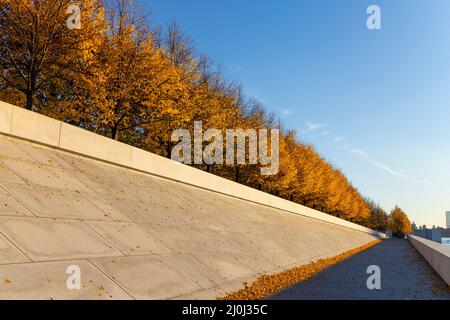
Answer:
[
  {"left": 0, "top": 101, "right": 385, "bottom": 238},
  {"left": 409, "top": 235, "right": 450, "bottom": 285}
]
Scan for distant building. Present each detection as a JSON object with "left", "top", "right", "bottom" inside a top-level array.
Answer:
[
  {"left": 446, "top": 211, "right": 450, "bottom": 229},
  {"left": 441, "top": 228, "right": 450, "bottom": 246},
  {"left": 412, "top": 215, "right": 450, "bottom": 245},
  {"left": 413, "top": 224, "right": 450, "bottom": 244}
]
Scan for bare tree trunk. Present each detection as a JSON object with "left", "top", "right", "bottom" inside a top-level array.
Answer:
[
  {"left": 234, "top": 166, "right": 240, "bottom": 183},
  {"left": 26, "top": 91, "right": 33, "bottom": 110},
  {"left": 165, "top": 143, "right": 173, "bottom": 159},
  {"left": 111, "top": 126, "right": 118, "bottom": 140}
]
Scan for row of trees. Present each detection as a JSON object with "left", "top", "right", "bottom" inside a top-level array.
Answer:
[
  {"left": 0, "top": 0, "right": 413, "bottom": 230},
  {"left": 365, "top": 200, "right": 412, "bottom": 236}
]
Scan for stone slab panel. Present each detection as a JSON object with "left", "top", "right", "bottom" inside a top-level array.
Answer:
[
  {"left": 86, "top": 221, "right": 171, "bottom": 255},
  {"left": 160, "top": 253, "right": 225, "bottom": 290},
  {"left": 193, "top": 253, "right": 256, "bottom": 281},
  {"left": 14, "top": 142, "right": 75, "bottom": 170},
  {"left": 60, "top": 123, "right": 134, "bottom": 168},
  {"left": 0, "top": 186, "right": 34, "bottom": 217},
  {"left": 90, "top": 255, "right": 201, "bottom": 299},
  {"left": 0, "top": 159, "right": 91, "bottom": 192},
  {"left": 233, "top": 252, "right": 279, "bottom": 274},
  {"left": 0, "top": 232, "right": 30, "bottom": 264},
  {"left": 0, "top": 163, "right": 26, "bottom": 184},
  {"left": 139, "top": 225, "right": 204, "bottom": 254},
  {"left": 11, "top": 106, "right": 61, "bottom": 146},
  {"left": 139, "top": 225, "right": 243, "bottom": 254},
  {"left": 0, "top": 101, "right": 13, "bottom": 135},
  {"left": 0, "top": 136, "right": 32, "bottom": 160},
  {"left": 82, "top": 190, "right": 134, "bottom": 223},
  {"left": 1, "top": 184, "right": 111, "bottom": 221},
  {"left": 0, "top": 260, "right": 132, "bottom": 300},
  {"left": 109, "top": 199, "right": 190, "bottom": 227},
  {"left": 0, "top": 217, "right": 123, "bottom": 261}
]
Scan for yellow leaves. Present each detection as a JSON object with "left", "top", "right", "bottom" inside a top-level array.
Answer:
[
  {"left": 61, "top": 4, "right": 192, "bottom": 139},
  {"left": 389, "top": 207, "right": 412, "bottom": 236}
]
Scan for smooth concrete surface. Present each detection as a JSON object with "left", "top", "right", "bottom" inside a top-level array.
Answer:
[
  {"left": 0, "top": 102, "right": 12, "bottom": 134},
  {"left": 0, "top": 186, "right": 33, "bottom": 217},
  {"left": 3, "top": 183, "right": 121, "bottom": 221},
  {"left": 0, "top": 102, "right": 385, "bottom": 299},
  {"left": 0, "top": 216, "right": 123, "bottom": 261},
  {"left": 160, "top": 253, "right": 225, "bottom": 290},
  {"left": 11, "top": 106, "right": 61, "bottom": 146},
  {"left": 0, "top": 232, "right": 30, "bottom": 264},
  {"left": 0, "top": 164, "right": 26, "bottom": 185},
  {"left": 0, "top": 260, "right": 133, "bottom": 300},
  {"left": 60, "top": 122, "right": 134, "bottom": 168},
  {"left": 90, "top": 255, "right": 202, "bottom": 300},
  {"left": 409, "top": 235, "right": 450, "bottom": 285},
  {"left": 85, "top": 221, "right": 171, "bottom": 255}
]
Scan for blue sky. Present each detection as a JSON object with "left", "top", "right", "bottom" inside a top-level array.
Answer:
[{"left": 145, "top": 0, "right": 450, "bottom": 227}]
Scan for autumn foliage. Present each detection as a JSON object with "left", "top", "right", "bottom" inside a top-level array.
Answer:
[
  {"left": 388, "top": 206, "right": 412, "bottom": 237},
  {"left": 0, "top": 0, "right": 409, "bottom": 228}
]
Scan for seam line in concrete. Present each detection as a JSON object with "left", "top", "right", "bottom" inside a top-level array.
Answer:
[
  {"left": 82, "top": 220, "right": 128, "bottom": 257},
  {"left": 86, "top": 259, "right": 137, "bottom": 300},
  {"left": 0, "top": 182, "right": 38, "bottom": 217},
  {"left": 57, "top": 122, "right": 62, "bottom": 147},
  {"left": 9, "top": 106, "right": 14, "bottom": 135},
  {"left": 0, "top": 229, "right": 33, "bottom": 263}
]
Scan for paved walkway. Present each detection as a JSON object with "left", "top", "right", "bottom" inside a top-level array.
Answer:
[{"left": 270, "top": 238, "right": 450, "bottom": 300}]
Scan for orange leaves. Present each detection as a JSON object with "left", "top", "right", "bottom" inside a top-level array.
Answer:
[
  {"left": 389, "top": 206, "right": 412, "bottom": 236},
  {"left": 277, "top": 131, "right": 371, "bottom": 221},
  {"left": 62, "top": 1, "right": 194, "bottom": 140}
]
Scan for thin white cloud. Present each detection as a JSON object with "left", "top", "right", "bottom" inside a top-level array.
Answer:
[
  {"left": 366, "top": 158, "right": 431, "bottom": 185},
  {"left": 303, "top": 121, "right": 327, "bottom": 133},
  {"left": 334, "top": 138, "right": 432, "bottom": 185},
  {"left": 281, "top": 108, "right": 294, "bottom": 117},
  {"left": 348, "top": 147, "right": 369, "bottom": 159}
]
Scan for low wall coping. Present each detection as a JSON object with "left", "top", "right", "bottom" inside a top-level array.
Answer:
[{"left": 409, "top": 235, "right": 450, "bottom": 285}]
